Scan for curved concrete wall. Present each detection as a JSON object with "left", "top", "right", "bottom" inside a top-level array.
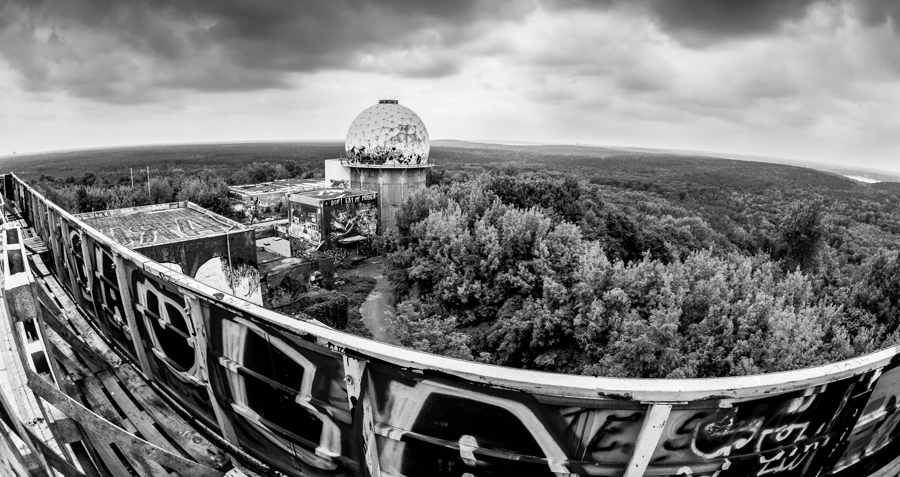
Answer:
[{"left": 3, "top": 172, "right": 900, "bottom": 477}]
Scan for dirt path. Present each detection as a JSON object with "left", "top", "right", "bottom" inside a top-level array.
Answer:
[{"left": 349, "top": 257, "right": 396, "bottom": 343}]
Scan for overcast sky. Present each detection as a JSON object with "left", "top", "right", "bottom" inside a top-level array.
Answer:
[{"left": 1, "top": 0, "right": 899, "bottom": 171}]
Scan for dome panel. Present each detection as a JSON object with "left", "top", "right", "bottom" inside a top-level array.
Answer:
[{"left": 345, "top": 100, "right": 430, "bottom": 166}]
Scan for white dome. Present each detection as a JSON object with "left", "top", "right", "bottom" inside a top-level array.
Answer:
[{"left": 345, "top": 100, "right": 430, "bottom": 166}]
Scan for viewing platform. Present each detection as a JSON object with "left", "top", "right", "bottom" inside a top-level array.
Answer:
[
  {"left": 5, "top": 169, "right": 900, "bottom": 476},
  {"left": 0, "top": 196, "right": 264, "bottom": 477}
]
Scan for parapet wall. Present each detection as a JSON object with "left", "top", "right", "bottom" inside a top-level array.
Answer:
[{"left": 3, "top": 172, "right": 900, "bottom": 477}]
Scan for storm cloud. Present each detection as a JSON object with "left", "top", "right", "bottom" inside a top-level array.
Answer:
[
  {"left": 0, "top": 0, "right": 528, "bottom": 100},
  {"left": 1, "top": 0, "right": 899, "bottom": 171},
  {"left": 2, "top": 0, "right": 898, "bottom": 99}
]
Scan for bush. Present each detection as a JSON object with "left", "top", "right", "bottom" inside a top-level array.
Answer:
[{"left": 381, "top": 173, "right": 899, "bottom": 378}]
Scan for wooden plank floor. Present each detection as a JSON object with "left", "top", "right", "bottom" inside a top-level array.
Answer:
[
  {"left": 0, "top": 208, "right": 263, "bottom": 477},
  {"left": 0, "top": 275, "right": 64, "bottom": 469},
  {"left": 23, "top": 236, "right": 50, "bottom": 255},
  {"left": 0, "top": 194, "right": 265, "bottom": 477},
  {"left": 28, "top": 251, "right": 241, "bottom": 477}
]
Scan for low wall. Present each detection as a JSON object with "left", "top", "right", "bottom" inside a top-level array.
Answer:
[{"left": 3, "top": 172, "right": 900, "bottom": 477}]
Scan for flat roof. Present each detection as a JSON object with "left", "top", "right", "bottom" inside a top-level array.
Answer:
[
  {"left": 288, "top": 188, "right": 377, "bottom": 207},
  {"left": 77, "top": 202, "right": 248, "bottom": 248},
  {"left": 257, "top": 247, "right": 330, "bottom": 276},
  {"left": 228, "top": 178, "right": 328, "bottom": 197}
]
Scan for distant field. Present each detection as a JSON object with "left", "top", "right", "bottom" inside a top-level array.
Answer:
[
  {"left": 0, "top": 142, "right": 345, "bottom": 179},
  {"left": 0, "top": 140, "right": 894, "bottom": 196}
]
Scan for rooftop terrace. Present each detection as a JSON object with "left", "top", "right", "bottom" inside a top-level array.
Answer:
[{"left": 77, "top": 202, "right": 247, "bottom": 248}]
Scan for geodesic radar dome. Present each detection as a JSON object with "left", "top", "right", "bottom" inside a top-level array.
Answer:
[{"left": 345, "top": 100, "right": 430, "bottom": 166}]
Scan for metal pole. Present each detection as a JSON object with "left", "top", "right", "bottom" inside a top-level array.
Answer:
[{"left": 146, "top": 166, "right": 151, "bottom": 198}]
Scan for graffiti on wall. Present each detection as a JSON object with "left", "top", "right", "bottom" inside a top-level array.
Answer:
[
  {"left": 329, "top": 203, "right": 376, "bottom": 251},
  {"left": 207, "top": 309, "right": 357, "bottom": 475},
  {"left": 89, "top": 242, "right": 139, "bottom": 361},
  {"left": 87, "top": 215, "right": 233, "bottom": 247},
  {"left": 7, "top": 172, "right": 900, "bottom": 477},
  {"left": 330, "top": 180, "right": 350, "bottom": 189},
  {"left": 654, "top": 382, "right": 859, "bottom": 476},
  {"left": 289, "top": 196, "right": 377, "bottom": 258},
  {"left": 289, "top": 204, "right": 321, "bottom": 249}
]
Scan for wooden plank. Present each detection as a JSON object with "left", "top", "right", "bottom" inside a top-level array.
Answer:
[
  {"left": 38, "top": 265, "right": 229, "bottom": 470},
  {"left": 122, "top": 444, "right": 174, "bottom": 477},
  {"left": 69, "top": 440, "right": 105, "bottom": 477},
  {"left": 1, "top": 342, "right": 84, "bottom": 477},
  {"left": 95, "top": 370, "right": 182, "bottom": 456},
  {"left": 76, "top": 374, "right": 169, "bottom": 477},
  {"left": 27, "top": 254, "right": 50, "bottom": 277},
  {"left": 23, "top": 238, "right": 49, "bottom": 255},
  {"left": 71, "top": 377, "right": 168, "bottom": 477},
  {"left": 77, "top": 375, "right": 134, "bottom": 432},
  {"left": 24, "top": 284, "right": 104, "bottom": 477},
  {"left": 41, "top": 321, "right": 127, "bottom": 477},
  {"left": 37, "top": 299, "right": 108, "bottom": 375},
  {"left": 46, "top": 312, "right": 209, "bottom": 475},
  {"left": 28, "top": 282, "right": 69, "bottom": 403},
  {"left": 47, "top": 418, "right": 80, "bottom": 445},
  {"left": 26, "top": 370, "right": 225, "bottom": 477},
  {"left": 25, "top": 312, "right": 80, "bottom": 470},
  {"left": 112, "top": 365, "right": 230, "bottom": 470},
  {"left": 85, "top": 434, "right": 134, "bottom": 477},
  {"left": 41, "top": 271, "right": 88, "bottom": 329},
  {"left": 22, "top": 425, "right": 87, "bottom": 477},
  {"left": 0, "top": 419, "right": 33, "bottom": 477},
  {"left": 30, "top": 261, "right": 68, "bottom": 316},
  {"left": 34, "top": 266, "right": 230, "bottom": 471},
  {"left": 0, "top": 304, "right": 54, "bottom": 476},
  {"left": 67, "top": 372, "right": 164, "bottom": 477},
  {"left": 44, "top": 260, "right": 229, "bottom": 469},
  {"left": 41, "top": 275, "right": 121, "bottom": 367},
  {"left": 0, "top": 234, "right": 65, "bottom": 477}
]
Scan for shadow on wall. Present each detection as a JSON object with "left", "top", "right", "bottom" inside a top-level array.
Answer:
[{"left": 161, "top": 257, "right": 262, "bottom": 305}]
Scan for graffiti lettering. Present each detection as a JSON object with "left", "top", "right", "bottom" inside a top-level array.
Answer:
[
  {"left": 102, "top": 217, "right": 226, "bottom": 247},
  {"left": 757, "top": 434, "right": 828, "bottom": 476},
  {"left": 692, "top": 412, "right": 764, "bottom": 458}
]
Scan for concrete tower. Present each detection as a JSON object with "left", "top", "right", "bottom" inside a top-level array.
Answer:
[{"left": 329, "top": 100, "right": 431, "bottom": 234}]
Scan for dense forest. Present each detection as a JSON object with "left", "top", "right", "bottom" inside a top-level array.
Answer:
[
  {"left": 10, "top": 141, "right": 900, "bottom": 378},
  {"left": 382, "top": 151, "right": 900, "bottom": 378}
]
